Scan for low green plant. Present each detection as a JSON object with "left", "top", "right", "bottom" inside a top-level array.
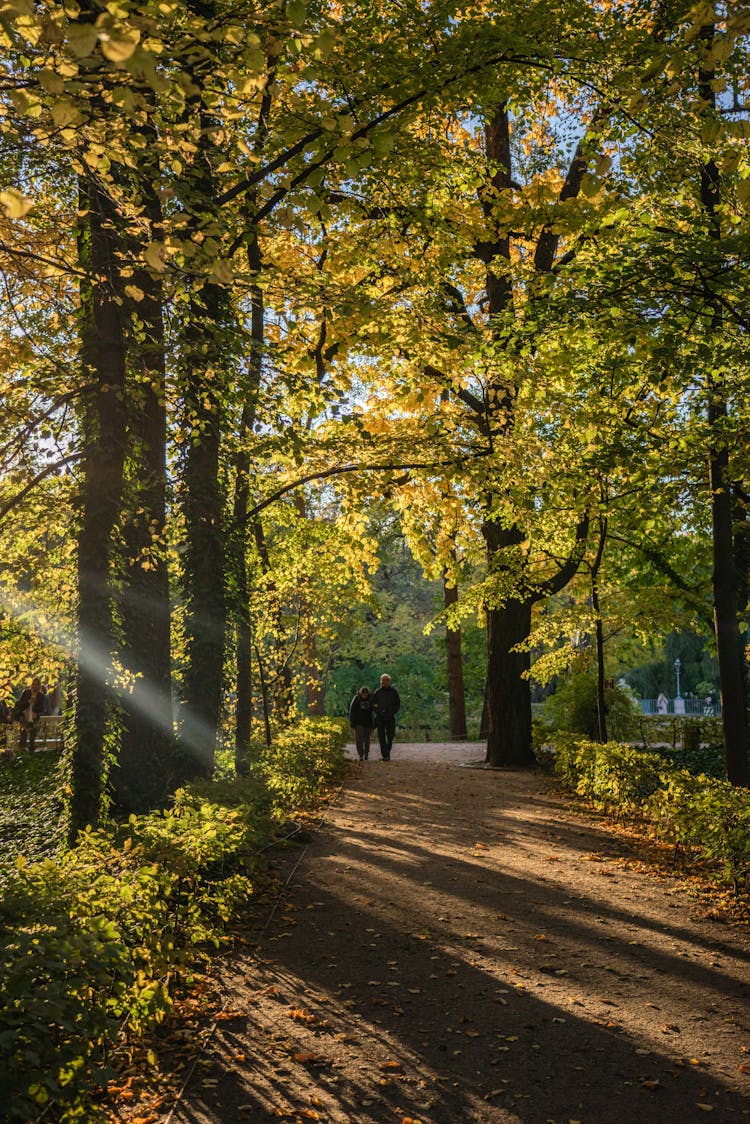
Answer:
[
  {"left": 551, "top": 735, "right": 663, "bottom": 812},
  {"left": 549, "top": 733, "right": 750, "bottom": 892},
  {"left": 0, "top": 751, "right": 67, "bottom": 890},
  {"left": 544, "top": 672, "right": 640, "bottom": 742},
  {"left": 0, "top": 714, "right": 348, "bottom": 1122},
  {"left": 649, "top": 771, "right": 750, "bottom": 890},
  {"left": 255, "top": 715, "right": 348, "bottom": 814}
]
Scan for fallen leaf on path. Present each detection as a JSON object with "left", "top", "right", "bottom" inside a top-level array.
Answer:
[
  {"left": 380, "top": 1061, "right": 403, "bottom": 1070},
  {"left": 738, "top": 1063, "right": 750, "bottom": 1074},
  {"left": 696, "top": 1105, "right": 714, "bottom": 1112},
  {"left": 288, "top": 1009, "right": 316, "bottom": 1023},
  {"left": 640, "top": 1079, "right": 660, "bottom": 1090}
]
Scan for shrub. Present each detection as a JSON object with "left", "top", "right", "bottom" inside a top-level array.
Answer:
[
  {"left": 649, "top": 772, "right": 750, "bottom": 890},
  {"left": 0, "top": 715, "right": 348, "bottom": 1122},
  {"left": 550, "top": 733, "right": 750, "bottom": 892},
  {"left": 551, "top": 735, "right": 663, "bottom": 812},
  {"left": 255, "top": 716, "right": 348, "bottom": 815},
  {"left": 544, "top": 672, "right": 640, "bottom": 742}
]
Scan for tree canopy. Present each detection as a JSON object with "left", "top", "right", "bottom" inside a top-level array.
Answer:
[{"left": 0, "top": 0, "right": 747, "bottom": 825}]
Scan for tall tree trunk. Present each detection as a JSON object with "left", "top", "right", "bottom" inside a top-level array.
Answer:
[
  {"left": 232, "top": 468, "right": 253, "bottom": 776},
  {"left": 443, "top": 573, "right": 467, "bottom": 738},
  {"left": 173, "top": 37, "right": 233, "bottom": 781},
  {"left": 476, "top": 102, "right": 591, "bottom": 768},
  {"left": 231, "top": 65, "right": 274, "bottom": 773},
  {"left": 482, "top": 521, "right": 535, "bottom": 765},
  {"left": 231, "top": 249, "right": 264, "bottom": 775},
  {"left": 699, "top": 22, "right": 749, "bottom": 785},
  {"left": 111, "top": 155, "right": 175, "bottom": 813},
  {"left": 69, "top": 179, "right": 127, "bottom": 838},
  {"left": 591, "top": 516, "right": 608, "bottom": 744},
  {"left": 177, "top": 278, "right": 230, "bottom": 781},
  {"left": 709, "top": 406, "right": 749, "bottom": 784}
]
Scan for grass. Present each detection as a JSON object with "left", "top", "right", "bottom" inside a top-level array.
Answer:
[{"left": 0, "top": 750, "right": 67, "bottom": 889}]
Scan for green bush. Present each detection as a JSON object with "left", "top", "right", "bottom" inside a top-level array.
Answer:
[
  {"left": 552, "top": 735, "right": 663, "bottom": 812},
  {"left": 550, "top": 733, "right": 750, "bottom": 892},
  {"left": 0, "top": 715, "right": 348, "bottom": 1122},
  {"left": 255, "top": 715, "right": 348, "bottom": 814},
  {"left": 649, "top": 771, "right": 750, "bottom": 890},
  {"left": 544, "top": 672, "right": 640, "bottom": 741}
]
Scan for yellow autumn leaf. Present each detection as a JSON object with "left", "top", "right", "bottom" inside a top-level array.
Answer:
[
  {"left": 99, "top": 27, "right": 141, "bottom": 63},
  {"left": 143, "top": 242, "right": 165, "bottom": 272},
  {"left": 0, "top": 188, "right": 33, "bottom": 218}
]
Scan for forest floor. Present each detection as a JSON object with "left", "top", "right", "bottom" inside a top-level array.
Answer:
[{"left": 109, "top": 741, "right": 750, "bottom": 1124}]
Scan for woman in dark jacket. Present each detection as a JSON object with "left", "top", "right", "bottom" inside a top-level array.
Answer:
[{"left": 349, "top": 686, "right": 374, "bottom": 761}]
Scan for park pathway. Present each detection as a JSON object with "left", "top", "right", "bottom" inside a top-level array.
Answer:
[{"left": 150, "top": 743, "right": 750, "bottom": 1124}]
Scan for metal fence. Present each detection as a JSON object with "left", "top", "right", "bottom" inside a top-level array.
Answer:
[{"left": 639, "top": 698, "right": 719, "bottom": 716}]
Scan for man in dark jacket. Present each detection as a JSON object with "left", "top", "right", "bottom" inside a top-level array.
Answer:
[{"left": 372, "top": 673, "right": 400, "bottom": 761}]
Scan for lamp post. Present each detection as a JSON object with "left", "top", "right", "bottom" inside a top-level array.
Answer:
[{"left": 673, "top": 657, "right": 685, "bottom": 714}]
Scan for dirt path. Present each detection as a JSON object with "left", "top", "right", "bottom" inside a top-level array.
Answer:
[{"left": 144, "top": 743, "right": 750, "bottom": 1124}]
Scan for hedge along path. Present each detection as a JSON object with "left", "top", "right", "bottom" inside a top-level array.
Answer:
[{"left": 137, "top": 743, "right": 750, "bottom": 1124}]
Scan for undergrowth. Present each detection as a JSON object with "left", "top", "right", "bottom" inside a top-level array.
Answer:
[
  {"left": 545, "top": 734, "right": 750, "bottom": 895},
  {"left": 0, "top": 716, "right": 348, "bottom": 1123}
]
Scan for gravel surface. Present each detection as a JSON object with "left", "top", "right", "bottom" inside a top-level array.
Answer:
[{"left": 121, "top": 742, "right": 750, "bottom": 1124}]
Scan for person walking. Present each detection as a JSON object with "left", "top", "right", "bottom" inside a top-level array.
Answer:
[
  {"left": 349, "top": 686, "right": 375, "bottom": 761},
  {"left": 13, "top": 676, "right": 47, "bottom": 751},
  {"left": 372, "top": 673, "right": 400, "bottom": 761}
]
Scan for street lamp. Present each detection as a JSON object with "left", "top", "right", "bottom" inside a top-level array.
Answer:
[{"left": 673, "top": 658, "right": 685, "bottom": 714}]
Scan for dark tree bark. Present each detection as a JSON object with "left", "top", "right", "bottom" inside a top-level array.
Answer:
[
  {"left": 708, "top": 401, "right": 749, "bottom": 784},
  {"left": 69, "top": 179, "right": 127, "bottom": 838},
  {"left": 230, "top": 248, "right": 264, "bottom": 776},
  {"left": 172, "top": 22, "right": 234, "bottom": 782},
  {"left": 111, "top": 152, "right": 176, "bottom": 813},
  {"left": 443, "top": 573, "right": 467, "bottom": 739},
  {"left": 698, "top": 24, "right": 749, "bottom": 785},
  {"left": 590, "top": 517, "right": 608, "bottom": 744},
  {"left": 176, "top": 277, "right": 230, "bottom": 781}
]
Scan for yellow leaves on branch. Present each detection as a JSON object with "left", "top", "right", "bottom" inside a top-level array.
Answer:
[{"left": 0, "top": 188, "right": 33, "bottom": 218}]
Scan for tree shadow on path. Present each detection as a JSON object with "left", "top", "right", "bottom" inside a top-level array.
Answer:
[{"left": 163, "top": 759, "right": 750, "bottom": 1124}]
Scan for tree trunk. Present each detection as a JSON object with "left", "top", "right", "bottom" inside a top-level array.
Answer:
[
  {"left": 443, "top": 574, "right": 467, "bottom": 738},
  {"left": 698, "top": 24, "right": 749, "bottom": 785},
  {"left": 484, "top": 596, "right": 534, "bottom": 767},
  {"left": 591, "top": 515, "right": 608, "bottom": 744},
  {"left": 231, "top": 252, "right": 264, "bottom": 776},
  {"left": 176, "top": 278, "right": 229, "bottom": 782},
  {"left": 69, "top": 179, "right": 127, "bottom": 838},
  {"left": 482, "top": 520, "right": 535, "bottom": 766},
  {"left": 709, "top": 418, "right": 749, "bottom": 785},
  {"left": 112, "top": 165, "right": 175, "bottom": 813}
]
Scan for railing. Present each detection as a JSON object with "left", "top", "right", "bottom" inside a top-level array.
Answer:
[
  {"left": 1, "top": 715, "right": 64, "bottom": 754},
  {"left": 639, "top": 698, "right": 719, "bottom": 716}
]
